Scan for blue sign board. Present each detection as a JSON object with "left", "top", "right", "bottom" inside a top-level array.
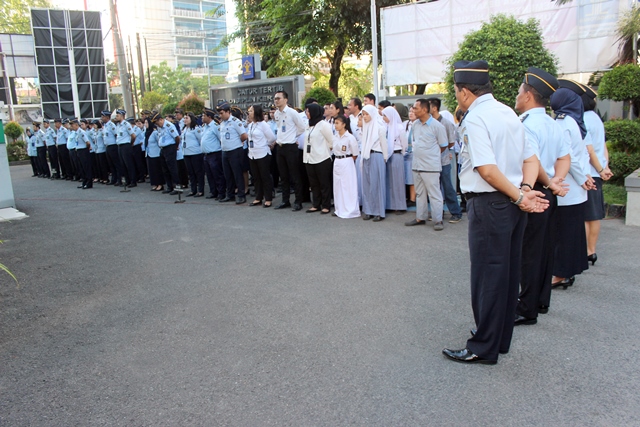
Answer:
[{"left": 242, "top": 55, "right": 255, "bottom": 80}]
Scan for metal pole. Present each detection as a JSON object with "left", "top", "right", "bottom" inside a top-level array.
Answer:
[
  {"left": 371, "top": 0, "right": 379, "bottom": 102},
  {"left": 144, "top": 36, "right": 152, "bottom": 91},
  {"left": 0, "top": 52, "right": 15, "bottom": 121},
  {"left": 127, "top": 38, "right": 139, "bottom": 115},
  {"left": 136, "top": 33, "right": 146, "bottom": 95},
  {"left": 110, "top": 0, "right": 133, "bottom": 115}
]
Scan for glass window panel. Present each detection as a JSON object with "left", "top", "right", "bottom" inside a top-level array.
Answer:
[
  {"left": 50, "top": 10, "right": 65, "bottom": 28},
  {"left": 76, "top": 66, "right": 90, "bottom": 83},
  {"left": 39, "top": 67, "right": 56, "bottom": 84},
  {"left": 60, "top": 102, "right": 75, "bottom": 117},
  {"left": 78, "top": 85, "right": 92, "bottom": 100},
  {"left": 74, "top": 49, "right": 88, "bottom": 65},
  {"left": 90, "top": 66, "right": 106, "bottom": 82},
  {"left": 33, "top": 29, "right": 52, "bottom": 47},
  {"left": 88, "top": 48, "right": 104, "bottom": 66},
  {"left": 80, "top": 102, "right": 93, "bottom": 118},
  {"left": 86, "top": 30, "right": 101, "bottom": 48},
  {"left": 70, "top": 11, "right": 84, "bottom": 29},
  {"left": 31, "top": 10, "right": 50, "bottom": 28},
  {"left": 84, "top": 12, "right": 101, "bottom": 29},
  {"left": 52, "top": 30, "right": 68, "bottom": 47},
  {"left": 43, "top": 103, "right": 60, "bottom": 119},
  {"left": 11, "top": 35, "right": 35, "bottom": 56},
  {"left": 92, "top": 84, "right": 107, "bottom": 100},
  {"left": 12, "top": 57, "right": 37, "bottom": 78},
  {"left": 54, "top": 48, "right": 69, "bottom": 65},
  {"left": 56, "top": 66, "right": 71, "bottom": 84},
  {"left": 58, "top": 85, "right": 73, "bottom": 102},
  {"left": 36, "top": 48, "right": 54, "bottom": 65},
  {"left": 0, "top": 35, "right": 12, "bottom": 55},
  {"left": 41, "top": 85, "right": 58, "bottom": 103},
  {"left": 94, "top": 101, "right": 108, "bottom": 115},
  {"left": 72, "top": 30, "right": 86, "bottom": 48}
]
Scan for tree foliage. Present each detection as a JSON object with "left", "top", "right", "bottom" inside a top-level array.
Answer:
[
  {"left": 3, "top": 121, "right": 23, "bottom": 143},
  {"left": 178, "top": 93, "right": 205, "bottom": 115},
  {"left": 443, "top": 15, "right": 557, "bottom": 110},
  {"left": 604, "top": 119, "right": 640, "bottom": 154},
  {"left": 147, "top": 62, "right": 211, "bottom": 104},
  {"left": 0, "top": 0, "right": 51, "bottom": 34},
  {"left": 139, "top": 91, "right": 168, "bottom": 112},
  {"left": 599, "top": 64, "right": 640, "bottom": 102},
  {"left": 313, "top": 63, "right": 372, "bottom": 100},
  {"left": 228, "top": 0, "right": 408, "bottom": 97},
  {"left": 302, "top": 87, "right": 336, "bottom": 106}
]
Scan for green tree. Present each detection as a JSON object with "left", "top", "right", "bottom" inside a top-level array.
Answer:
[
  {"left": 0, "top": 0, "right": 51, "bottom": 34},
  {"left": 599, "top": 64, "right": 640, "bottom": 119},
  {"left": 3, "top": 121, "right": 23, "bottom": 143},
  {"left": 302, "top": 87, "right": 336, "bottom": 106},
  {"left": 147, "top": 61, "right": 211, "bottom": 104},
  {"left": 443, "top": 15, "right": 557, "bottom": 111},
  {"left": 312, "top": 64, "right": 372, "bottom": 100},
  {"left": 228, "top": 0, "right": 408, "bottom": 98},
  {"left": 139, "top": 91, "right": 168, "bottom": 112},
  {"left": 177, "top": 93, "right": 205, "bottom": 115}
]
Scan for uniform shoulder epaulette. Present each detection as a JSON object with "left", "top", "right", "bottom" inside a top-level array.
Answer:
[
  {"left": 556, "top": 113, "right": 566, "bottom": 120},
  {"left": 520, "top": 113, "right": 529, "bottom": 123}
]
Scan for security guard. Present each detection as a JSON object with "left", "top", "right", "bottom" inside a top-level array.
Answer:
[
  {"left": 54, "top": 118, "right": 72, "bottom": 180},
  {"left": 65, "top": 118, "right": 79, "bottom": 180},
  {"left": 101, "top": 110, "right": 122, "bottom": 186},
  {"left": 151, "top": 112, "right": 181, "bottom": 194},
  {"left": 113, "top": 110, "right": 137, "bottom": 187},
  {"left": 132, "top": 119, "right": 147, "bottom": 182},
  {"left": 442, "top": 60, "right": 549, "bottom": 365},
  {"left": 33, "top": 122, "right": 50, "bottom": 178},
  {"left": 42, "top": 119, "right": 60, "bottom": 179},
  {"left": 26, "top": 127, "right": 38, "bottom": 176},
  {"left": 201, "top": 108, "right": 226, "bottom": 199},
  {"left": 70, "top": 119, "right": 93, "bottom": 189},
  {"left": 175, "top": 108, "right": 185, "bottom": 132},
  {"left": 514, "top": 67, "right": 571, "bottom": 323},
  {"left": 217, "top": 102, "right": 249, "bottom": 204}
]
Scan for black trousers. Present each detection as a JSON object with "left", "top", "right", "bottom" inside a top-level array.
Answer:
[
  {"left": 69, "top": 149, "right": 80, "bottom": 180},
  {"left": 160, "top": 144, "right": 180, "bottom": 189},
  {"left": 147, "top": 156, "right": 165, "bottom": 186},
  {"left": 465, "top": 192, "right": 527, "bottom": 361},
  {"left": 518, "top": 186, "right": 557, "bottom": 318},
  {"left": 77, "top": 148, "right": 92, "bottom": 186},
  {"left": 29, "top": 156, "right": 38, "bottom": 175},
  {"left": 106, "top": 145, "right": 122, "bottom": 184},
  {"left": 47, "top": 145, "right": 60, "bottom": 177},
  {"left": 222, "top": 147, "right": 245, "bottom": 199},
  {"left": 305, "top": 158, "right": 333, "bottom": 210},
  {"left": 276, "top": 143, "right": 303, "bottom": 204},
  {"left": 58, "top": 145, "right": 72, "bottom": 178},
  {"left": 36, "top": 146, "right": 50, "bottom": 176},
  {"left": 133, "top": 146, "right": 147, "bottom": 180},
  {"left": 184, "top": 153, "right": 205, "bottom": 194},
  {"left": 299, "top": 148, "right": 311, "bottom": 202},
  {"left": 250, "top": 154, "right": 273, "bottom": 202},
  {"left": 118, "top": 143, "right": 137, "bottom": 185},
  {"left": 270, "top": 144, "right": 280, "bottom": 191},
  {"left": 96, "top": 152, "right": 109, "bottom": 181},
  {"left": 204, "top": 151, "right": 225, "bottom": 197},
  {"left": 177, "top": 159, "right": 189, "bottom": 187}
]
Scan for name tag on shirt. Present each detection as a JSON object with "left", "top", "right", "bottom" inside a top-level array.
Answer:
[
  {"left": 225, "top": 132, "right": 230, "bottom": 140},
  {"left": 249, "top": 140, "right": 254, "bottom": 148},
  {"left": 341, "top": 145, "right": 346, "bottom": 152},
  {"left": 282, "top": 125, "right": 286, "bottom": 133}
]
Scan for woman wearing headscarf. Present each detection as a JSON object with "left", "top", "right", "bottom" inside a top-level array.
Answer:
[
  {"left": 332, "top": 115, "right": 360, "bottom": 218},
  {"left": 550, "top": 84, "right": 596, "bottom": 288},
  {"left": 382, "top": 105, "right": 408, "bottom": 213},
  {"left": 303, "top": 103, "right": 334, "bottom": 214},
  {"left": 92, "top": 119, "right": 109, "bottom": 184},
  {"left": 182, "top": 112, "right": 205, "bottom": 197},
  {"left": 360, "top": 105, "right": 388, "bottom": 221},
  {"left": 146, "top": 123, "right": 165, "bottom": 192},
  {"left": 247, "top": 104, "right": 276, "bottom": 207}
]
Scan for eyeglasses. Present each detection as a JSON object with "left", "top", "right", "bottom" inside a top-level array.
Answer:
[{"left": 273, "top": 97, "right": 282, "bottom": 100}]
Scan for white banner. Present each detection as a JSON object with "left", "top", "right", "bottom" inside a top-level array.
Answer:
[{"left": 381, "top": 0, "right": 627, "bottom": 86}]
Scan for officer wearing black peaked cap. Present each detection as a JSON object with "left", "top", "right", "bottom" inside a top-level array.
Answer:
[
  {"left": 514, "top": 67, "right": 572, "bottom": 324},
  {"left": 442, "top": 60, "right": 549, "bottom": 365}
]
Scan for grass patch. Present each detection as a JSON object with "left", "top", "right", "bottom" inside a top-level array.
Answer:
[{"left": 603, "top": 183, "right": 627, "bottom": 205}]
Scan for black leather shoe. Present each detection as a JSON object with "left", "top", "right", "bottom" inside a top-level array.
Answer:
[
  {"left": 128, "top": 183, "right": 137, "bottom": 188},
  {"left": 235, "top": 197, "right": 246, "bottom": 204},
  {"left": 372, "top": 216, "right": 384, "bottom": 222},
  {"left": 162, "top": 189, "right": 173, "bottom": 194},
  {"left": 551, "top": 276, "right": 575, "bottom": 290},
  {"left": 470, "top": 328, "right": 477, "bottom": 337},
  {"left": 442, "top": 348, "right": 497, "bottom": 365},
  {"left": 292, "top": 203, "right": 303, "bottom": 211},
  {"left": 538, "top": 305, "right": 549, "bottom": 314},
  {"left": 514, "top": 314, "right": 537, "bottom": 326},
  {"left": 169, "top": 190, "right": 179, "bottom": 195},
  {"left": 274, "top": 202, "right": 291, "bottom": 210},
  {"left": 77, "top": 185, "right": 84, "bottom": 188},
  {"left": 219, "top": 197, "right": 233, "bottom": 203},
  {"left": 363, "top": 214, "right": 372, "bottom": 220},
  {"left": 587, "top": 253, "right": 597, "bottom": 265},
  {"left": 206, "top": 194, "right": 216, "bottom": 199},
  {"left": 405, "top": 219, "right": 425, "bottom": 226},
  {"left": 82, "top": 185, "right": 92, "bottom": 189}
]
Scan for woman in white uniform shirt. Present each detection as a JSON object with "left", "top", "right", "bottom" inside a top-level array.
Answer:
[
  {"left": 247, "top": 104, "right": 277, "bottom": 207},
  {"left": 381, "top": 106, "right": 408, "bottom": 213},
  {"left": 332, "top": 115, "right": 360, "bottom": 218},
  {"left": 360, "top": 105, "right": 388, "bottom": 221},
  {"left": 303, "top": 103, "right": 334, "bottom": 214}
]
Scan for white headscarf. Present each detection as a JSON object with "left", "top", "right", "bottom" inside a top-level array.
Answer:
[
  {"left": 361, "top": 104, "right": 381, "bottom": 160},
  {"left": 381, "top": 106, "right": 404, "bottom": 155}
]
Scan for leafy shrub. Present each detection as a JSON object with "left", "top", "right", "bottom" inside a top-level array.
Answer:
[
  {"left": 139, "top": 91, "right": 168, "bottom": 112},
  {"left": 604, "top": 119, "right": 640, "bottom": 154},
  {"left": 177, "top": 92, "right": 205, "bottom": 115},
  {"left": 303, "top": 87, "right": 336, "bottom": 107},
  {"left": 608, "top": 151, "right": 640, "bottom": 186},
  {"left": 161, "top": 101, "right": 179, "bottom": 117},
  {"left": 6, "top": 141, "right": 28, "bottom": 162},
  {"left": 599, "top": 64, "right": 640, "bottom": 102},
  {"left": 3, "top": 121, "right": 23, "bottom": 143}
]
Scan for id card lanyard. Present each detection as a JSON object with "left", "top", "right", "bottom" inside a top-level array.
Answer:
[{"left": 307, "top": 126, "right": 316, "bottom": 154}]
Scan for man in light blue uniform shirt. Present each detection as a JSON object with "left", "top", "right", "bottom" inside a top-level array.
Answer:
[
  {"left": 217, "top": 102, "right": 248, "bottom": 204},
  {"left": 114, "top": 110, "right": 138, "bottom": 187},
  {"left": 42, "top": 119, "right": 60, "bottom": 179},
  {"left": 201, "top": 108, "right": 226, "bottom": 200},
  {"left": 152, "top": 112, "right": 181, "bottom": 194},
  {"left": 101, "top": 110, "right": 122, "bottom": 186},
  {"left": 70, "top": 118, "right": 93, "bottom": 189},
  {"left": 33, "top": 122, "right": 50, "bottom": 178},
  {"left": 514, "top": 67, "right": 571, "bottom": 325},
  {"left": 132, "top": 119, "right": 147, "bottom": 182},
  {"left": 55, "top": 118, "right": 72, "bottom": 180}
]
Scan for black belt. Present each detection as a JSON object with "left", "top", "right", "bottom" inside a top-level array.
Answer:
[
  {"left": 371, "top": 150, "right": 382, "bottom": 154},
  {"left": 464, "top": 191, "right": 498, "bottom": 201},
  {"left": 204, "top": 151, "right": 219, "bottom": 155},
  {"left": 335, "top": 154, "right": 353, "bottom": 159},
  {"left": 394, "top": 149, "right": 402, "bottom": 154}
]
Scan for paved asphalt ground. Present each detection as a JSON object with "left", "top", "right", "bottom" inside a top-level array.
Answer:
[{"left": 1, "top": 164, "right": 639, "bottom": 426}]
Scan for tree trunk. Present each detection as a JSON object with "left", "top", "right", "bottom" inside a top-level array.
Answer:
[
  {"left": 328, "top": 43, "right": 346, "bottom": 98},
  {"left": 415, "top": 84, "right": 426, "bottom": 95}
]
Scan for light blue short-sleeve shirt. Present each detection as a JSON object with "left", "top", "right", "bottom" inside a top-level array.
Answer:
[
  {"left": 201, "top": 122, "right": 222, "bottom": 153},
  {"left": 520, "top": 107, "right": 571, "bottom": 179},
  {"left": 158, "top": 121, "right": 179, "bottom": 148},
  {"left": 219, "top": 117, "right": 245, "bottom": 151}
]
